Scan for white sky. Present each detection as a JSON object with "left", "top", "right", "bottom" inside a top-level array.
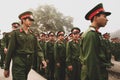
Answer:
[{"left": 0, "top": 0, "right": 120, "bottom": 38}]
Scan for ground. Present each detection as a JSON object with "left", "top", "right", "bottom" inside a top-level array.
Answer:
[
  {"left": 0, "top": 59, "right": 120, "bottom": 80},
  {"left": 0, "top": 67, "right": 46, "bottom": 80}
]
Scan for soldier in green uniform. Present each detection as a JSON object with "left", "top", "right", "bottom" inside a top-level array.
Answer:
[
  {"left": 54, "top": 31, "right": 66, "bottom": 80},
  {"left": 45, "top": 32, "right": 56, "bottom": 80},
  {"left": 1, "top": 22, "right": 20, "bottom": 69},
  {"left": 66, "top": 27, "right": 82, "bottom": 80},
  {"left": 4, "top": 11, "right": 47, "bottom": 80},
  {"left": 3, "top": 22, "right": 20, "bottom": 54},
  {"left": 37, "top": 32, "right": 47, "bottom": 77},
  {"left": 102, "top": 33, "right": 113, "bottom": 66},
  {"left": 0, "top": 38, "right": 5, "bottom": 69},
  {"left": 81, "top": 3, "right": 111, "bottom": 80},
  {"left": 111, "top": 37, "right": 120, "bottom": 61},
  {"left": 0, "top": 32, "right": 6, "bottom": 68}
]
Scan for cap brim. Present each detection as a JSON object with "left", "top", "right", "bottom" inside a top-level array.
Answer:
[
  {"left": 28, "top": 17, "right": 34, "bottom": 21},
  {"left": 13, "top": 26, "right": 18, "bottom": 28},
  {"left": 30, "top": 19, "right": 34, "bottom": 21},
  {"left": 101, "top": 11, "right": 111, "bottom": 16}
]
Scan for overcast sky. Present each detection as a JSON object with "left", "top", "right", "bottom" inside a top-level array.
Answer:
[{"left": 0, "top": 0, "right": 120, "bottom": 38}]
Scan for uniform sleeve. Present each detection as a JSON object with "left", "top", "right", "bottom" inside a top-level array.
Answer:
[
  {"left": 1, "top": 38, "right": 5, "bottom": 49},
  {"left": 2, "top": 34, "right": 7, "bottom": 48},
  {"left": 66, "top": 41, "right": 72, "bottom": 66},
  {"left": 79, "top": 39, "right": 84, "bottom": 64},
  {"left": 36, "top": 40, "right": 44, "bottom": 61},
  {"left": 44, "top": 42, "right": 48, "bottom": 60},
  {"left": 4, "top": 31, "right": 16, "bottom": 70},
  {"left": 54, "top": 42, "right": 57, "bottom": 62},
  {"left": 82, "top": 31, "right": 98, "bottom": 65},
  {"left": 54, "top": 42, "right": 58, "bottom": 63}
]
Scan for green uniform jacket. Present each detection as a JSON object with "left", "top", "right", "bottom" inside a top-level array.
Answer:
[
  {"left": 81, "top": 27, "right": 108, "bottom": 80},
  {"left": 4, "top": 28, "right": 44, "bottom": 70},
  {"left": 54, "top": 40, "right": 66, "bottom": 63},
  {"left": 54, "top": 40, "right": 66, "bottom": 80},
  {"left": 111, "top": 42, "right": 120, "bottom": 61},
  {"left": 0, "top": 39, "right": 4, "bottom": 50},
  {"left": 45, "top": 41, "right": 55, "bottom": 61},
  {"left": 102, "top": 38, "right": 112, "bottom": 64},
  {"left": 66, "top": 40, "right": 81, "bottom": 66},
  {"left": 39, "top": 41, "right": 46, "bottom": 58},
  {"left": 2, "top": 32, "right": 11, "bottom": 48}
]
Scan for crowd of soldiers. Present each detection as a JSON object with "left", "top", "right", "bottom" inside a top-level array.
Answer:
[
  {"left": 0, "top": 2, "right": 120, "bottom": 80},
  {"left": 0, "top": 23, "right": 120, "bottom": 80}
]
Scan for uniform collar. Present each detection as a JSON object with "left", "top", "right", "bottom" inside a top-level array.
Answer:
[
  {"left": 19, "top": 28, "right": 23, "bottom": 32},
  {"left": 89, "top": 26, "right": 100, "bottom": 33},
  {"left": 19, "top": 27, "right": 33, "bottom": 33},
  {"left": 89, "top": 26, "right": 96, "bottom": 31}
]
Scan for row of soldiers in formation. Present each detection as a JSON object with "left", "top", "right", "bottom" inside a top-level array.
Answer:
[
  {"left": 0, "top": 3, "right": 120, "bottom": 80},
  {"left": 0, "top": 21, "right": 120, "bottom": 80}
]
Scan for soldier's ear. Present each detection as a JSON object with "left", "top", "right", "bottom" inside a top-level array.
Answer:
[
  {"left": 22, "top": 19, "right": 26, "bottom": 23},
  {"left": 93, "top": 16, "right": 98, "bottom": 21}
]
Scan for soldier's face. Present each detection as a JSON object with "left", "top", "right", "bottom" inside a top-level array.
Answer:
[
  {"left": 12, "top": 27, "right": 17, "bottom": 30},
  {"left": 40, "top": 36, "right": 46, "bottom": 40},
  {"left": 96, "top": 14, "right": 108, "bottom": 27},
  {"left": 72, "top": 33, "right": 79, "bottom": 40},
  {"left": 49, "top": 34, "right": 55, "bottom": 41},
  {"left": 23, "top": 18, "right": 33, "bottom": 27},
  {"left": 105, "top": 35, "right": 110, "bottom": 39},
  {"left": 58, "top": 34, "right": 64, "bottom": 40}
]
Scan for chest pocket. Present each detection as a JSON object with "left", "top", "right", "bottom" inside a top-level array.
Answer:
[
  {"left": 18, "top": 34, "right": 25, "bottom": 42},
  {"left": 26, "top": 34, "right": 35, "bottom": 44},
  {"left": 16, "top": 33, "right": 35, "bottom": 45}
]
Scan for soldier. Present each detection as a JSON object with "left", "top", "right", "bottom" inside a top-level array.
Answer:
[
  {"left": 102, "top": 33, "right": 113, "bottom": 66},
  {"left": 66, "top": 27, "right": 82, "bottom": 80},
  {"left": 11, "top": 22, "right": 20, "bottom": 30},
  {"left": 54, "top": 31, "right": 66, "bottom": 80},
  {"left": 111, "top": 37, "right": 120, "bottom": 61},
  {"left": 45, "top": 31, "right": 56, "bottom": 80},
  {"left": 81, "top": 3, "right": 111, "bottom": 80},
  {"left": 0, "top": 38, "right": 5, "bottom": 69},
  {"left": 3, "top": 22, "right": 20, "bottom": 54},
  {"left": 4, "top": 11, "right": 47, "bottom": 80},
  {"left": 37, "top": 32, "right": 47, "bottom": 77}
]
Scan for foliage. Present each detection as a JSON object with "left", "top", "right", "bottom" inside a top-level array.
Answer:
[{"left": 29, "top": 5, "right": 73, "bottom": 34}]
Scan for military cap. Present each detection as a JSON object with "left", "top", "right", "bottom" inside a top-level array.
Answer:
[
  {"left": 48, "top": 31, "right": 55, "bottom": 36},
  {"left": 57, "top": 31, "right": 65, "bottom": 36},
  {"left": 71, "top": 27, "right": 81, "bottom": 34},
  {"left": 80, "top": 32, "right": 83, "bottom": 36},
  {"left": 2, "top": 32, "right": 6, "bottom": 35},
  {"left": 111, "top": 37, "right": 119, "bottom": 41},
  {"left": 40, "top": 32, "right": 46, "bottom": 37},
  {"left": 85, "top": 3, "right": 111, "bottom": 20},
  {"left": 103, "top": 32, "right": 110, "bottom": 36},
  {"left": 12, "top": 22, "right": 20, "bottom": 28},
  {"left": 18, "top": 11, "right": 34, "bottom": 21},
  {"left": 69, "top": 32, "right": 73, "bottom": 36}
]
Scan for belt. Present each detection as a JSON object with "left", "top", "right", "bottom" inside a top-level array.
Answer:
[
  {"left": 16, "top": 54, "right": 32, "bottom": 58},
  {"left": 26, "top": 54, "right": 31, "bottom": 58},
  {"left": 72, "top": 58, "right": 80, "bottom": 62}
]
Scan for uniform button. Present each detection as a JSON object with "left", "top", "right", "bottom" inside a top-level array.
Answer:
[{"left": 27, "top": 55, "right": 30, "bottom": 58}]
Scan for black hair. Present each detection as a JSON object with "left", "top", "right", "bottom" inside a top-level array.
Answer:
[
  {"left": 48, "top": 31, "right": 55, "bottom": 36},
  {"left": 71, "top": 27, "right": 81, "bottom": 32},
  {"left": 90, "top": 12, "right": 102, "bottom": 22},
  {"left": 57, "top": 31, "right": 65, "bottom": 36}
]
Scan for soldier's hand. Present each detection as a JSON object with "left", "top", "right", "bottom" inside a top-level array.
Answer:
[
  {"left": 42, "top": 60, "right": 47, "bottom": 68},
  {"left": 56, "top": 63, "right": 60, "bottom": 67},
  {"left": 4, "top": 70, "right": 9, "bottom": 78},
  {"left": 46, "top": 59, "right": 49, "bottom": 63},
  {"left": 4, "top": 48, "right": 8, "bottom": 54},
  {"left": 68, "top": 65, "right": 73, "bottom": 71}
]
